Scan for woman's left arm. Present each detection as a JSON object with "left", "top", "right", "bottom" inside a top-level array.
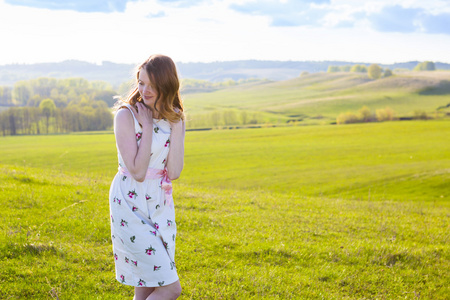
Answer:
[{"left": 166, "top": 119, "right": 185, "bottom": 180}]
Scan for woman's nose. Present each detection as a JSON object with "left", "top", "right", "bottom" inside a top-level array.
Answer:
[{"left": 144, "top": 86, "right": 152, "bottom": 94}]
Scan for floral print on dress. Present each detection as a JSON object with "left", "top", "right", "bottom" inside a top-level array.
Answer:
[
  {"left": 113, "top": 197, "right": 121, "bottom": 205},
  {"left": 138, "top": 279, "right": 146, "bottom": 286},
  {"left": 120, "top": 219, "right": 128, "bottom": 227},
  {"left": 146, "top": 194, "right": 151, "bottom": 200},
  {"left": 154, "top": 127, "right": 159, "bottom": 133},
  {"left": 130, "top": 236, "right": 136, "bottom": 243},
  {"left": 154, "top": 265, "right": 161, "bottom": 271},
  {"left": 125, "top": 257, "right": 130, "bottom": 263},
  {"left": 136, "top": 132, "right": 142, "bottom": 141},
  {"left": 132, "top": 206, "right": 138, "bottom": 212},
  {"left": 158, "top": 281, "right": 165, "bottom": 287},
  {"left": 167, "top": 220, "right": 173, "bottom": 227},
  {"left": 131, "top": 259, "right": 138, "bottom": 267},
  {"left": 127, "top": 190, "right": 138, "bottom": 199},
  {"left": 164, "top": 139, "right": 170, "bottom": 147},
  {"left": 145, "top": 246, "right": 156, "bottom": 256},
  {"left": 120, "top": 274, "right": 125, "bottom": 283}
]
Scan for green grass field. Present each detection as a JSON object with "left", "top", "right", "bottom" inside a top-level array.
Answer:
[{"left": 0, "top": 120, "right": 449, "bottom": 299}]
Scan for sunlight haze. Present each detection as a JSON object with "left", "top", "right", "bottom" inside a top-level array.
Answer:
[{"left": 0, "top": 0, "right": 449, "bottom": 65}]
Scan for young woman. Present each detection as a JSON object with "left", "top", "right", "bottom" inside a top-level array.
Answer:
[{"left": 109, "top": 54, "right": 185, "bottom": 300}]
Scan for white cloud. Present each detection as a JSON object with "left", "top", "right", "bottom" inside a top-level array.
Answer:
[{"left": 0, "top": 0, "right": 449, "bottom": 65}]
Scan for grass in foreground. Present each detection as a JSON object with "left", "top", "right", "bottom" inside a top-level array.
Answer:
[
  {"left": 0, "top": 165, "right": 448, "bottom": 299},
  {"left": 0, "top": 120, "right": 449, "bottom": 298}
]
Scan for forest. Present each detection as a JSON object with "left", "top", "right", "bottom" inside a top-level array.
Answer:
[{"left": 0, "top": 77, "right": 116, "bottom": 135}]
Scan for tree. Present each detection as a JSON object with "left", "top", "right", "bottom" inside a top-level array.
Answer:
[
  {"left": 336, "top": 112, "right": 359, "bottom": 124},
  {"left": 327, "top": 66, "right": 340, "bottom": 73},
  {"left": 358, "top": 106, "right": 373, "bottom": 122},
  {"left": 0, "top": 86, "right": 13, "bottom": 105},
  {"left": 368, "top": 64, "right": 382, "bottom": 79},
  {"left": 39, "top": 98, "right": 56, "bottom": 134},
  {"left": 350, "top": 65, "right": 367, "bottom": 73},
  {"left": 414, "top": 61, "right": 435, "bottom": 71},
  {"left": 12, "top": 81, "right": 32, "bottom": 105},
  {"left": 376, "top": 107, "right": 395, "bottom": 121},
  {"left": 383, "top": 69, "right": 393, "bottom": 77}
]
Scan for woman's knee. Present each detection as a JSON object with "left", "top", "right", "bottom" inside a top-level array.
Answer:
[
  {"left": 168, "top": 281, "right": 182, "bottom": 299},
  {"left": 160, "top": 281, "right": 182, "bottom": 299}
]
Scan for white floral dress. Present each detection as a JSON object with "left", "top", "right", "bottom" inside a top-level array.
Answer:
[{"left": 109, "top": 104, "right": 178, "bottom": 287}]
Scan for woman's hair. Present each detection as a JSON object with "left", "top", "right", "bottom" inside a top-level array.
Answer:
[{"left": 115, "top": 54, "right": 184, "bottom": 122}]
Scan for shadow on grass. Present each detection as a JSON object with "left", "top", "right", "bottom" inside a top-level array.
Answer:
[{"left": 419, "top": 80, "right": 450, "bottom": 95}]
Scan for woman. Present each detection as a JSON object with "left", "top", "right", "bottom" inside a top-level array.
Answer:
[{"left": 109, "top": 54, "right": 185, "bottom": 300}]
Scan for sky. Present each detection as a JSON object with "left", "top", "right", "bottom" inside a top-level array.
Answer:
[{"left": 0, "top": 0, "right": 449, "bottom": 65}]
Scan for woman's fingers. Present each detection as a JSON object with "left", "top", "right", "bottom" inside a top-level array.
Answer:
[{"left": 135, "top": 102, "right": 153, "bottom": 125}]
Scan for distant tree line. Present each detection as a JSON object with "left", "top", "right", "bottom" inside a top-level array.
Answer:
[
  {"left": 336, "top": 105, "right": 436, "bottom": 125},
  {"left": 327, "top": 64, "right": 392, "bottom": 79},
  {"left": 0, "top": 77, "right": 116, "bottom": 135},
  {"left": 337, "top": 106, "right": 396, "bottom": 124},
  {"left": 0, "top": 98, "right": 113, "bottom": 135},
  {"left": 0, "top": 77, "right": 117, "bottom": 107},
  {"left": 327, "top": 61, "right": 436, "bottom": 80},
  {"left": 186, "top": 109, "right": 266, "bottom": 129}
]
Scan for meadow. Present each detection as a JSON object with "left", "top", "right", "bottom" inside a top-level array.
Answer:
[{"left": 0, "top": 120, "right": 449, "bottom": 299}]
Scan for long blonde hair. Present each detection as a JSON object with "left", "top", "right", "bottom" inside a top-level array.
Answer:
[{"left": 116, "top": 54, "right": 184, "bottom": 122}]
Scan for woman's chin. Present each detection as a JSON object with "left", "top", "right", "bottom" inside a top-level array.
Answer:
[{"left": 142, "top": 99, "right": 154, "bottom": 108}]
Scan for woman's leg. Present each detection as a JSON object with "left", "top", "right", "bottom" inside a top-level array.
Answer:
[
  {"left": 134, "top": 287, "right": 155, "bottom": 300},
  {"left": 146, "top": 280, "right": 182, "bottom": 300}
]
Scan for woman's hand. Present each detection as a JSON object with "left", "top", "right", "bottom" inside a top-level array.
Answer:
[{"left": 129, "top": 102, "right": 153, "bottom": 129}]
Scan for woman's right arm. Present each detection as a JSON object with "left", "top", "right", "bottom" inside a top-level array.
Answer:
[{"left": 115, "top": 103, "right": 153, "bottom": 182}]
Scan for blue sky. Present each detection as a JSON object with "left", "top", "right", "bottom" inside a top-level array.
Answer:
[{"left": 1, "top": 0, "right": 449, "bottom": 64}]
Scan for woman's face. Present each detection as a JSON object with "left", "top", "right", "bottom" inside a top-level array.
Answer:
[{"left": 138, "top": 68, "right": 158, "bottom": 108}]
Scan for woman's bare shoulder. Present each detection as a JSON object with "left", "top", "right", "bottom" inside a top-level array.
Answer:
[{"left": 115, "top": 107, "right": 134, "bottom": 125}]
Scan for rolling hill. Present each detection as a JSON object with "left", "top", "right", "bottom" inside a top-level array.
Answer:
[{"left": 182, "top": 71, "right": 450, "bottom": 128}]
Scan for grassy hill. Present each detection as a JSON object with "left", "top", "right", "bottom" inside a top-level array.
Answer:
[{"left": 183, "top": 71, "right": 450, "bottom": 128}]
